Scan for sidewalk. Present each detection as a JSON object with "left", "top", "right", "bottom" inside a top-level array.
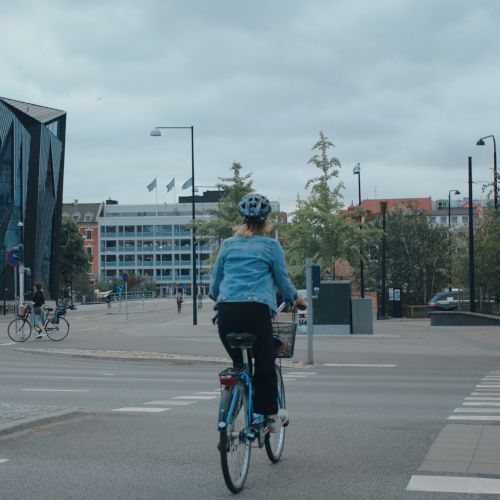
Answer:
[{"left": 0, "top": 403, "right": 81, "bottom": 437}]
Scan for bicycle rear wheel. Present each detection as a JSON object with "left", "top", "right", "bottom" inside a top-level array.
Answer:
[
  {"left": 219, "top": 382, "right": 251, "bottom": 493},
  {"left": 265, "top": 364, "right": 286, "bottom": 462},
  {"left": 45, "top": 317, "right": 70, "bottom": 341},
  {"left": 7, "top": 319, "right": 32, "bottom": 342}
]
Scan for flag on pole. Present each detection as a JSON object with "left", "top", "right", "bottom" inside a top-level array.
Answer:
[
  {"left": 147, "top": 178, "right": 157, "bottom": 192},
  {"left": 166, "top": 178, "right": 175, "bottom": 192},
  {"left": 182, "top": 177, "right": 193, "bottom": 190}
]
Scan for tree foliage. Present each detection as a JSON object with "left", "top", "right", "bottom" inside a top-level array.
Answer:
[
  {"left": 285, "top": 132, "right": 351, "bottom": 285},
  {"left": 195, "top": 161, "right": 254, "bottom": 242},
  {"left": 364, "top": 205, "right": 449, "bottom": 305},
  {"left": 59, "top": 216, "right": 90, "bottom": 282}
]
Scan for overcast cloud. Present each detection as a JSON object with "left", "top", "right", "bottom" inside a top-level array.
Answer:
[{"left": 2, "top": 0, "right": 499, "bottom": 211}]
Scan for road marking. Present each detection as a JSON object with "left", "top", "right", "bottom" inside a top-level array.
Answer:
[
  {"left": 0, "top": 342, "right": 16, "bottom": 346},
  {"left": 471, "top": 392, "right": 500, "bottom": 396},
  {"left": 22, "top": 388, "right": 89, "bottom": 392},
  {"left": 195, "top": 391, "right": 220, "bottom": 395},
  {"left": 466, "top": 397, "right": 500, "bottom": 401},
  {"left": 286, "top": 372, "right": 317, "bottom": 376},
  {"left": 463, "top": 402, "right": 500, "bottom": 407},
  {"left": 407, "top": 475, "right": 500, "bottom": 494},
  {"left": 477, "top": 385, "right": 500, "bottom": 389},
  {"left": 448, "top": 415, "right": 500, "bottom": 421},
  {"left": 172, "top": 395, "right": 216, "bottom": 400},
  {"left": 0, "top": 459, "right": 8, "bottom": 464},
  {"left": 101, "top": 373, "right": 115, "bottom": 376},
  {"left": 454, "top": 407, "right": 500, "bottom": 413},
  {"left": 324, "top": 363, "right": 396, "bottom": 368},
  {"left": 144, "top": 400, "right": 196, "bottom": 406},
  {"left": 113, "top": 407, "right": 169, "bottom": 413},
  {"left": 283, "top": 378, "right": 297, "bottom": 381}
]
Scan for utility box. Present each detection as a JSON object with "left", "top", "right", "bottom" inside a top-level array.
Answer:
[
  {"left": 351, "top": 298, "right": 373, "bottom": 334},
  {"left": 313, "top": 280, "right": 351, "bottom": 335}
]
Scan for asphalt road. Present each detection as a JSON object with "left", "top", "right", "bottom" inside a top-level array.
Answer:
[{"left": 1, "top": 303, "right": 500, "bottom": 498}]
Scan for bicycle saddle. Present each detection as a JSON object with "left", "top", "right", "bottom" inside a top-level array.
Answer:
[
  {"left": 226, "top": 333, "right": 257, "bottom": 349},
  {"left": 44, "top": 307, "right": 53, "bottom": 311}
]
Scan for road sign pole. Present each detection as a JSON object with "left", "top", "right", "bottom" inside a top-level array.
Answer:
[
  {"left": 305, "top": 258, "right": 314, "bottom": 364},
  {"left": 125, "top": 282, "right": 128, "bottom": 321},
  {"left": 13, "top": 268, "right": 17, "bottom": 316},
  {"left": 19, "top": 264, "right": 25, "bottom": 303}
]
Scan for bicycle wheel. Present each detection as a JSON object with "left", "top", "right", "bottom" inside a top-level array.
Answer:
[
  {"left": 7, "top": 318, "right": 32, "bottom": 342},
  {"left": 265, "top": 364, "right": 286, "bottom": 462},
  {"left": 45, "top": 317, "right": 70, "bottom": 341},
  {"left": 219, "top": 382, "right": 251, "bottom": 493}
]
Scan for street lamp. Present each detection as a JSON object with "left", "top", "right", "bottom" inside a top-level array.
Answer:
[
  {"left": 352, "top": 163, "right": 364, "bottom": 298},
  {"left": 447, "top": 189, "right": 460, "bottom": 291},
  {"left": 476, "top": 135, "right": 497, "bottom": 210},
  {"left": 151, "top": 125, "right": 197, "bottom": 325}
]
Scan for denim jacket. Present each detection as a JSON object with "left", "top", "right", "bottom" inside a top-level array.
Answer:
[{"left": 208, "top": 235, "right": 298, "bottom": 312}]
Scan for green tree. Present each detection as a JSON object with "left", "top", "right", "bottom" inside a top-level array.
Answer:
[
  {"left": 364, "top": 206, "right": 449, "bottom": 306},
  {"left": 285, "top": 131, "right": 351, "bottom": 285},
  {"left": 196, "top": 161, "right": 254, "bottom": 242},
  {"left": 59, "top": 216, "right": 90, "bottom": 291},
  {"left": 454, "top": 211, "right": 500, "bottom": 310}
]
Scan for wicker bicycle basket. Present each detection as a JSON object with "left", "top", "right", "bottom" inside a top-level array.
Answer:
[{"left": 272, "top": 322, "right": 297, "bottom": 358}]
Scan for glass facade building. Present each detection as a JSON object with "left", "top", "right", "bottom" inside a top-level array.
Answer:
[
  {"left": 0, "top": 97, "right": 66, "bottom": 299},
  {"left": 98, "top": 203, "right": 216, "bottom": 296}
]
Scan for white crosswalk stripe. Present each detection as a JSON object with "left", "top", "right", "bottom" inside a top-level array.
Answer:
[
  {"left": 448, "top": 415, "right": 500, "bottom": 421},
  {"left": 144, "top": 400, "right": 196, "bottom": 406},
  {"left": 0, "top": 459, "right": 8, "bottom": 465},
  {"left": 113, "top": 407, "right": 170, "bottom": 413},
  {"left": 172, "top": 395, "right": 216, "bottom": 400}
]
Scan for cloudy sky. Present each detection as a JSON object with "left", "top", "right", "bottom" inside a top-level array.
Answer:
[{"left": 2, "top": 0, "right": 499, "bottom": 211}]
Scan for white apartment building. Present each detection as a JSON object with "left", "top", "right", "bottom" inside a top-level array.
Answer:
[{"left": 98, "top": 199, "right": 217, "bottom": 296}]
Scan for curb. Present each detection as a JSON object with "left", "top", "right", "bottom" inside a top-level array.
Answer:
[
  {"left": 14, "top": 348, "right": 315, "bottom": 368},
  {"left": 0, "top": 408, "right": 83, "bottom": 438}
]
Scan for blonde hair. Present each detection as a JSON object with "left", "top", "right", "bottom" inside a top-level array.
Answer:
[{"left": 233, "top": 220, "right": 274, "bottom": 237}]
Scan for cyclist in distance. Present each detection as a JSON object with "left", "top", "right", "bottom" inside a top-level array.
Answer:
[{"left": 209, "top": 193, "right": 306, "bottom": 432}]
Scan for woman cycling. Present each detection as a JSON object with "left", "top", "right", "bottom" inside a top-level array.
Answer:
[{"left": 209, "top": 193, "right": 306, "bottom": 432}]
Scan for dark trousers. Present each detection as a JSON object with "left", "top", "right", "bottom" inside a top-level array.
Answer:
[{"left": 217, "top": 302, "right": 277, "bottom": 415}]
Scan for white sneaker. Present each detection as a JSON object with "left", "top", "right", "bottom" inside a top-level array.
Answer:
[
  {"left": 36, "top": 333, "right": 46, "bottom": 339},
  {"left": 267, "top": 409, "right": 289, "bottom": 433}
]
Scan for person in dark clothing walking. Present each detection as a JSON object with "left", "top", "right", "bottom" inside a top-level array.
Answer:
[{"left": 32, "top": 283, "right": 46, "bottom": 338}]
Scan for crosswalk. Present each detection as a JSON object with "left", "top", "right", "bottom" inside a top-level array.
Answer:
[
  {"left": 112, "top": 369, "right": 318, "bottom": 413},
  {"left": 448, "top": 372, "right": 500, "bottom": 422}
]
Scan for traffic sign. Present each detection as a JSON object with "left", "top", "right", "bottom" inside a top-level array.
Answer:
[
  {"left": 5, "top": 247, "right": 22, "bottom": 269},
  {"left": 121, "top": 272, "right": 129, "bottom": 282}
]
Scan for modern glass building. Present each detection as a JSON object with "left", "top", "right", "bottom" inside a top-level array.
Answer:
[{"left": 0, "top": 97, "right": 66, "bottom": 299}]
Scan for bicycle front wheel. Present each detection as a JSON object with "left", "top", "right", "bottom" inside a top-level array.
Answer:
[
  {"left": 265, "top": 364, "right": 286, "bottom": 463},
  {"left": 219, "top": 382, "right": 251, "bottom": 493},
  {"left": 45, "top": 317, "right": 70, "bottom": 341},
  {"left": 7, "top": 319, "right": 32, "bottom": 342}
]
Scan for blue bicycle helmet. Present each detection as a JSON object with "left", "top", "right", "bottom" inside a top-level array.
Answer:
[{"left": 239, "top": 193, "right": 272, "bottom": 222}]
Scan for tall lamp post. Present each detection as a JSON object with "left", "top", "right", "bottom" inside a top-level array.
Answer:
[
  {"left": 447, "top": 189, "right": 460, "bottom": 291},
  {"left": 352, "top": 163, "right": 364, "bottom": 298},
  {"left": 151, "top": 126, "right": 197, "bottom": 325},
  {"left": 476, "top": 135, "right": 497, "bottom": 210}
]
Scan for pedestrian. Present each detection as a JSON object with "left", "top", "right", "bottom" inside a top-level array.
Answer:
[
  {"left": 32, "top": 283, "right": 46, "bottom": 339},
  {"left": 176, "top": 292, "right": 183, "bottom": 313}
]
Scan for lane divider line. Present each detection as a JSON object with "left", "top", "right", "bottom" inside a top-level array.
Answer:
[
  {"left": 463, "top": 402, "right": 500, "bottom": 406},
  {"left": 448, "top": 415, "right": 500, "bottom": 421},
  {"left": 454, "top": 407, "right": 500, "bottom": 413},
  {"left": 0, "top": 459, "right": 8, "bottom": 464},
  {"left": 324, "top": 363, "right": 396, "bottom": 368},
  {"left": 22, "top": 388, "right": 89, "bottom": 392}
]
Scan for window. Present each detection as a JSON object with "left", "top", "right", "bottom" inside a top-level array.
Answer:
[
  {"left": 451, "top": 216, "right": 458, "bottom": 224},
  {"left": 105, "top": 226, "right": 116, "bottom": 235},
  {"left": 73, "top": 213, "right": 81, "bottom": 222},
  {"left": 86, "top": 229, "right": 93, "bottom": 240},
  {"left": 462, "top": 216, "right": 469, "bottom": 223},
  {"left": 86, "top": 247, "right": 92, "bottom": 256},
  {"left": 430, "top": 216, "right": 436, "bottom": 223},
  {"left": 440, "top": 216, "right": 447, "bottom": 224},
  {"left": 84, "top": 213, "right": 93, "bottom": 222}
]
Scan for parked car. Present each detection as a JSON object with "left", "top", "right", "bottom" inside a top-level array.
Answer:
[{"left": 428, "top": 290, "right": 467, "bottom": 311}]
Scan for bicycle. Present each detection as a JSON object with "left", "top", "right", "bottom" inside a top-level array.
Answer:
[
  {"left": 217, "top": 305, "right": 297, "bottom": 493},
  {"left": 7, "top": 299, "right": 71, "bottom": 342}
]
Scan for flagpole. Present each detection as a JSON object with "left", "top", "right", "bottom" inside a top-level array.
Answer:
[{"left": 155, "top": 176, "right": 158, "bottom": 216}]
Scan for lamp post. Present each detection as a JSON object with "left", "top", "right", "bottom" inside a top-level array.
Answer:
[
  {"left": 476, "top": 135, "right": 497, "bottom": 210},
  {"left": 447, "top": 189, "right": 460, "bottom": 292},
  {"left": 468, "top": 157, "right": 476, "bottom": 312},
  {"left": 380, "top": 201, "right": 388, "bottom": 319},
  {"left": 352, "top": 163, "right": 364, "bottom": 298},
  {"left": 151, "top": 126, "right": 197, "bottom": 325}
]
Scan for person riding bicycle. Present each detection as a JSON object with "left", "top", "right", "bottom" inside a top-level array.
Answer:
[
  {"left": 209, "top": 193, "right": 306, "bottom": 432},
  {"left": 32, "top": 283, "right": 46, "bottom": 339}
]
